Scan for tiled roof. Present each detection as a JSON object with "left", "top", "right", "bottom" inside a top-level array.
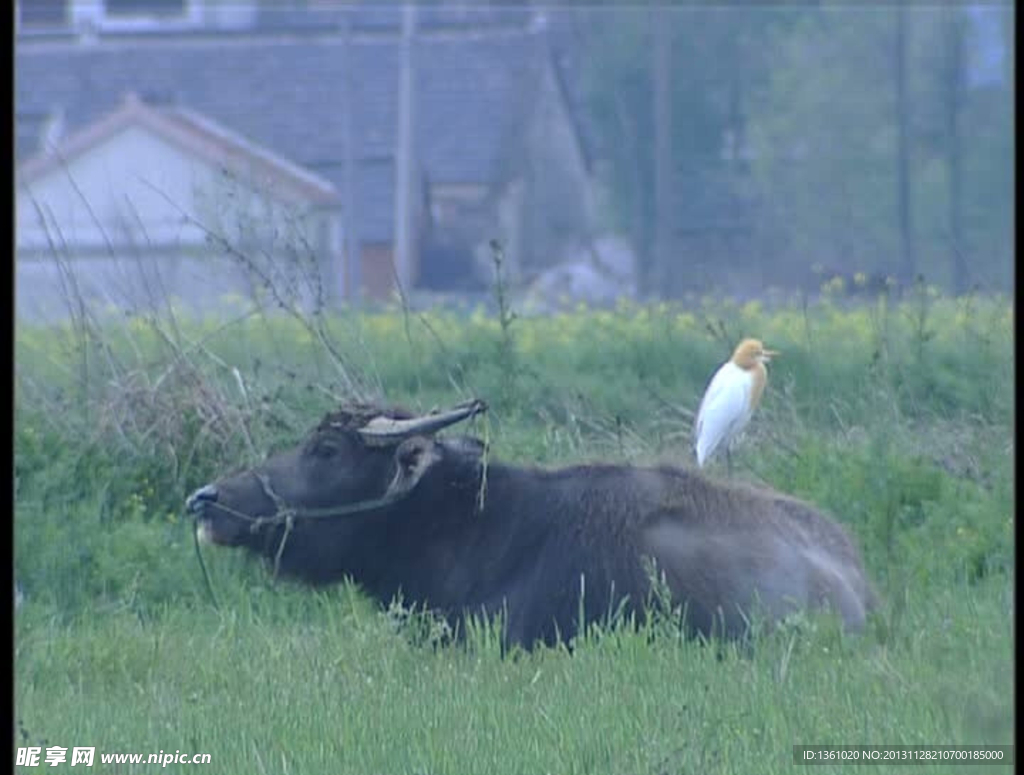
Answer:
[
  {"left": 16, "top": 26, "right": 548, "bottom": 243},
  {"left": 19, "top": 92, "right": 340, "bottom": 205},
  {"left": 255, "top": 5, "right": 536, "bottom": 34}
]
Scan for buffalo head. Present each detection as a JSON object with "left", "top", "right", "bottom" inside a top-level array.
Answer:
[{"left": 187, "top": 400, "right": 487, "bottom": 576}]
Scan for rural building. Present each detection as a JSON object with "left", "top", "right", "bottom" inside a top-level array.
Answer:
[
  {"left": 16, "top": 1, "right": 598, "bottom": 317},
  {"left": 17, "top": 92, "right": 344, "bottom": 318}
]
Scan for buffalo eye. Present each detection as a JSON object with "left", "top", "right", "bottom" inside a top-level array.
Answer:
[{"left": 310, "top": 438, "right": 343, "bottom": 460}]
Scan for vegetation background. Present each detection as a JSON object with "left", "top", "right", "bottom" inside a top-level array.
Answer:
[
  {"left": 572, "top": 4, "right": 1013, "bottom": 297},
  {"left": 15, "top": 281, "right": 1012, "bottom": 773}
]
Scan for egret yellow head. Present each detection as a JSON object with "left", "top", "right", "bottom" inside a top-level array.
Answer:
[{"left": 731, "top": 338, "right": 780, "bottom": 370}]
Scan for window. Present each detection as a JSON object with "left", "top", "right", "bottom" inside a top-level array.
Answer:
[
  {"left": 105, "top": 0, "right": 186, "bottom": 16},
  {"left": 69, "top": 0, "right": 201, "bottom": 31},
  {"left": 18, "top": 0, "right": 69, "bottom": 28}
]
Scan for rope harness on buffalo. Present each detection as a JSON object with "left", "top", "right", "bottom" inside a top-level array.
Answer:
[
  {"left": 190, "top": 398, "right": 490, "bottom": 608},
  {"left": 192, "top": 466, "right": 420, "bottom": 606}
]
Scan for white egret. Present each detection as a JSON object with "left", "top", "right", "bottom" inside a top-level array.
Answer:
[{"left": 694, "top": 338, "right": 779, "bottom": 471}]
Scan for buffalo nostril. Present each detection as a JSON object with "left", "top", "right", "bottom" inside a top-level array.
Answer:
[{"left": 186, "top": 484, "right": 219, "bottom": 513}]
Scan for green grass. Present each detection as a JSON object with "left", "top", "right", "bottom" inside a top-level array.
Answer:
[
  {"left": 15, "top": 291, "right": 1014, "bottom": 774},
  {"left": 14, "top": 577, "right": 1014, "bottom": 774}
]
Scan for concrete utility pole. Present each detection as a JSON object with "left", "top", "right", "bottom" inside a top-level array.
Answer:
[
  {"left": 941, "top": 5, "right": 967, "bottom": 294},
  {"left": 894, "top": 3, "right": 916, "bottom": 285},
  {"left": 651, "top": 7, "right": 674, "bottom": 297},
  {"left": 339, "top": 9, "right": 360, "bottom": 302},
  {"left": 393, "top": 3, "right": 417, "bottom": 293}
]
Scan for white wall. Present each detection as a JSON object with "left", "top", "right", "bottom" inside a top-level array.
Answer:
[
  {"left": 18, "top": 125, "right": 214, "bottom": 251},
  {"left": 16, "top": 124, "right": 342, "bottom": 321},
  {"left": 16, "top": 250, "right": 254, "bottom": 322}
]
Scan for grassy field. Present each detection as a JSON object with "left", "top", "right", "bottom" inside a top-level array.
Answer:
[{"left": 14, "top": 287, "right": 1014, "bottom": 774}]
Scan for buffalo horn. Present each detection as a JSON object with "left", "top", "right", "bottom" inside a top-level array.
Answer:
[{"left": 358, "top": 399, "right": 487, "bottom": 446}]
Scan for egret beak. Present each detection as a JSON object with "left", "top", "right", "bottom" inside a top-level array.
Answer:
[{"left": 762, "top": 349, "right": 780, "bottom": 362}]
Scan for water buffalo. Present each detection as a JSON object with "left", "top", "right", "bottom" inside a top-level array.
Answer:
[{"left": 186, "top": 399, "right": 877, "bottom": 648}]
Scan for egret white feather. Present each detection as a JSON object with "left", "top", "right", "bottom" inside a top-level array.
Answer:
[
  {"left": 693, "top": 338, "right": 778, "bottom": 470},
  {"left": 694, "top": 361, "right": 755, "bottom": 467}
]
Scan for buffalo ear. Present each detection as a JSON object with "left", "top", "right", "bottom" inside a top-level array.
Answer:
[{"left": 389, "top": 436, "right": 443, "bottom": 495}]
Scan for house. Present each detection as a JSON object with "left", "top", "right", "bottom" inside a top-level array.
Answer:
[
  {"left": 16, "top": 92, "right": 343, "bottom": 319},
  {"left": 16, "top": 1, "right": 599, "bottom": 313}
]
